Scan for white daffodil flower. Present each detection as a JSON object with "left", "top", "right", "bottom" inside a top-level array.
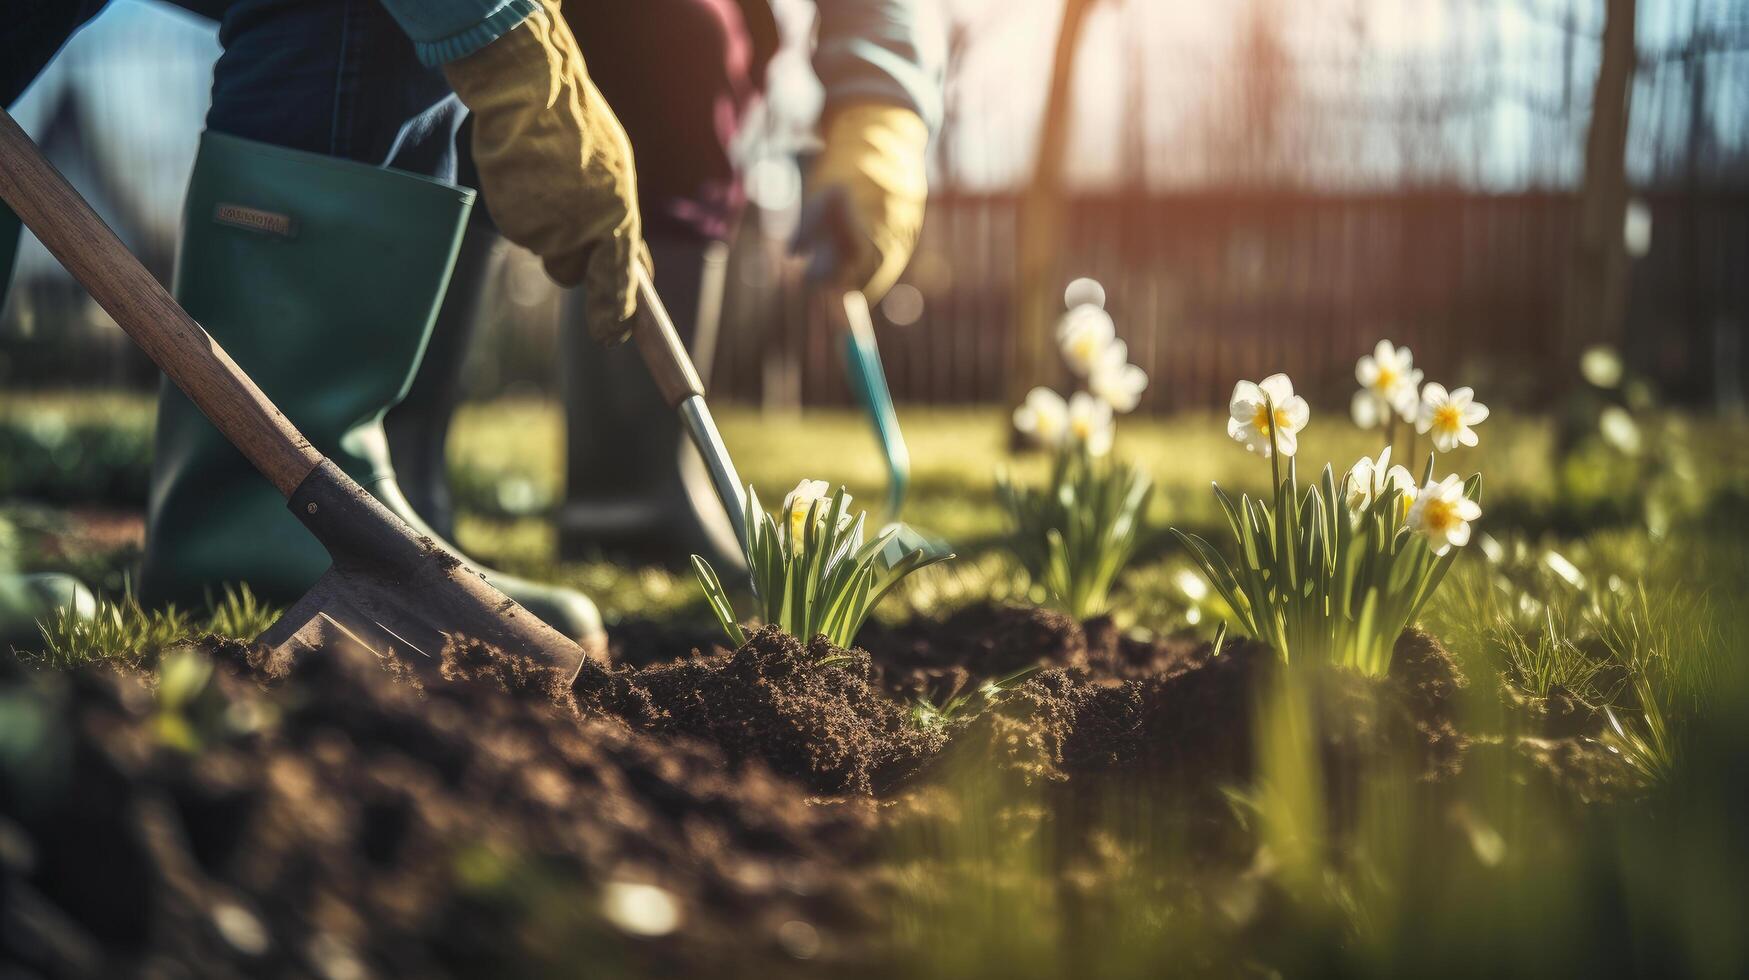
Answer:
[
  {"left": 1088, "top": 339, "right": 1148, "bottom": 413},
  {"left": 1355, "top": 340, "right": 1423, "bottom": 420},
  {"left": 1056, "top": 304, "right": 1116, "bottom": 377},
  {"left": 1067, "top": 391, "right": 1115, "bottom": 457},
  {"left": 1351, "top": 390, "right": 1389, "bottom": 430},
  {"left": 1581, "top": 346, "right": 1624, "bottom": 389},
  {"left": 1417, "top": 383, "right": 1490, "bottom": 452},
  {"left": 1344, "top": 446, "right": 1416, "bottom": 512},
  {"left": 1599, "top": 405, "right": 1642, "bottom": 455},
  {"left": 1013, "top": 386, "right": 1070, "bottom": 447},
  {"left": 781, "top": 479, "right": 846, "bottom": 552},
  {"left": 1227, "top": 373, "right": 1309, "bottom": 458},
  {"left": 1406, "top": 474, "right": 1482, "bottom": 556},
  {"left": 1063, "top": 277, "right": 1107, "bottom": 310}
]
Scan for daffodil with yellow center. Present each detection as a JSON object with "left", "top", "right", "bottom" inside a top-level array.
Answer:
[
  {"left": 1066, "top": 392, "right": 1115, "bottom": 456},
  {"left": 1227, "top": 373, "right": 1309, "bottom": 458},
  {"left": 1252, "top": 402, "right": 1296, "bottom": 438},
  {"left": 780, "top": 479, "right": 848, "bottom": 555},
  {"left": 1012, "top": 387, "right": 1070, "bottom": 448},
  {"left": 1055, "top": 305, "right": 1117, "bottom": 377},
  {"left": 1406, "top": 474, "right": 1483, "bottom": 556},
  {"left": 1416, "top": 383, "right": 1490, "bottom": 453},
  {"left": 1354, "top": 339, "right": 1424, "bottom": 422}
]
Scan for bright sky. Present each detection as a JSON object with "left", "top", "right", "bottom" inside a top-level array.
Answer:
[{"left": 924, "top": 0, "right": 1744, "bottom": 190}]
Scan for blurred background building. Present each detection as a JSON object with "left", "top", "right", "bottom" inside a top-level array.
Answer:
[{"left": 3, "top": 0, "right": 1746, "bottom": 411}]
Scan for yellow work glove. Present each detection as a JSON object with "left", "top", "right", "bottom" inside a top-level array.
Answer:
[
  {"left": 442, "top": 0, "right": 647, "bottom": 344},
  {"left": 795, "top": 102, "right": 929, "bottom": 304}
]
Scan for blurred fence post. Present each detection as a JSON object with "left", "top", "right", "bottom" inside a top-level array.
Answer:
[{"left": 1012, "top": 0, "right": 1101, "bottom": 408}]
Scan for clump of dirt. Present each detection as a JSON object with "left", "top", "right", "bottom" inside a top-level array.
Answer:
[
  {"left": 578, "top": 626, "right": 945, "bottom": 796},
  {"left": 930, "top": 666, "right": 1099, "bottom": 784},
  {"left": 1505, "top": 682, "right": 1606, "bottom": 739},
  {"left": 1368, "top": 628, "right": 1470, "bottom": 780},
  {"left": 1495, "top": 681, "right": 1641, "bottom": 803},
  {"left": 0, "top": 637, "right": 875, "bottom": 978},
  {"left": 1514, "top": 735, "right": 1645, "bottom": 803}
]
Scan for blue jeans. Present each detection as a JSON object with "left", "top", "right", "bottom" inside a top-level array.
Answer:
[{"left": 4, "top": 0, "right": 463, "bottom": 178}]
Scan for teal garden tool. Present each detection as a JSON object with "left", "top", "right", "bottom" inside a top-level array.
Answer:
[{"left": 831, "top": 290, "right": 911, "bottom": 520}]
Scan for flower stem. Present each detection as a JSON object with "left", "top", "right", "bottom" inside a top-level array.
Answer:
[{"left": 1266, "top": 395, "right": 1283, "bottom": 497}]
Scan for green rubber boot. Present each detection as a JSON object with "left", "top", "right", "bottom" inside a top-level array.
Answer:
[{"left": 140, "top": 133, "right": 603, "bottom": 651}]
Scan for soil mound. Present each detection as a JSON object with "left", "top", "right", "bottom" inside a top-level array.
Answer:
[
  {"left": 940, "top": 629, "right": 1468, "bottom": 793},
  {"left": 578, "top": 626, "right": 946, "bottom": 796}
]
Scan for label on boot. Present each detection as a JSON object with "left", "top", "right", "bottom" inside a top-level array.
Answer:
[{"left": 213, "top": 203, "right": 297, "bottom": 239}]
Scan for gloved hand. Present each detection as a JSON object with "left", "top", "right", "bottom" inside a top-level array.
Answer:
[
  {"left": 795, "top": 102, "right": 929, "bottom": 304},
  {"left": 442, "top": 0, "right": 648, "bottom": 344}
]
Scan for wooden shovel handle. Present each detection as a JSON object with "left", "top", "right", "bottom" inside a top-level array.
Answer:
[
  {"left": 0, "top": 109, "right": 320, "bottom": 497},
  {"left": 630, "top": 264, "right": 706, "bottom": 407}
]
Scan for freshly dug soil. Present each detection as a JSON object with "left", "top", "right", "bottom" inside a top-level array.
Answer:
[
  {"left": 576, "top": 626, "right": 946, "bottom": 796},
  {"left": 2, "top": 601, "right": 1485, "bottom": 976},
  {"left": 857, "top": 604, "right": 1205, "bottom": 704},
  {"left": 933, "top": 627, "right": 1467, "bottom": 807},
  {"left": 862, "top": 605, "right": 1466, "bottom": 789},
  {"left": 0, "top": 638, "right": 876, "bottom": 978}
]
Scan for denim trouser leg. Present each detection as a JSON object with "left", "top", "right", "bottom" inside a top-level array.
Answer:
[
  {"left": 2, "top": 1, "right": 113, "bottom": 106},
  {"left": 206, "top": 0, "right": 464, "bottom": 177},
  {"left": 7, "top": 0, "right": 462, "bottom": 177}
]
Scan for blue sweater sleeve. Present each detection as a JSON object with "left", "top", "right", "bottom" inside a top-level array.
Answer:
[
  {"left": 814, "top": 0, "right": 945, "bottom": 130},
  {"left": 377, "top": 0, "right": 540, "bottom": 66}
]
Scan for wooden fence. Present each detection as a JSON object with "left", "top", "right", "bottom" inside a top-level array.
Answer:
[
  {"left": 4, "top": 189, "right": 1745, "bottom": 410},
  {"left": 709, "top": 189, "right": 1749, "bottom": 411}
]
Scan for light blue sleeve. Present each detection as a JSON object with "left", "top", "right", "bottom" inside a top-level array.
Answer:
[
  {"left": 376, "top": 0, "right": 541, "bottom": 66},
  {"left": 813, "top": 0, "right": 945, "bottom": 130}
]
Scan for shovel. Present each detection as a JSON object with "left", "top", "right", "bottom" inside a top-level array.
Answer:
[
  {"left": 798, "top": 210, "right": 947, "bottom": 560},
  {"left": 823, "top": 289, "right": 948, "bottom": 561},
  {"left": 828, "top": 289, "right": 911, "bottom": 520},
  {"left": 0, "top": 109, "right": 589, "bottom": 679},
  {"left": 628, "top": 264, "right": 749, "bottom": 549},
  {"left": 799, "top": 211, "right": 912, "bottom": 522},
  {"left": 631, "top": 267, "right": 953, "bottom": 571}
]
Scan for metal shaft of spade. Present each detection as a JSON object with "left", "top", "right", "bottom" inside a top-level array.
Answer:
[{"left": 630, "top": 264, "right": 750, "bottom": 551}]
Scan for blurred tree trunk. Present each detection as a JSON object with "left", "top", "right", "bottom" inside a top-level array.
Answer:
[
  {"left": 1561, "top": 0, "right": 1637, "bottom": 364},
  {"left": 1011, "top": 0, "right": 1098, "bottom": 407}
]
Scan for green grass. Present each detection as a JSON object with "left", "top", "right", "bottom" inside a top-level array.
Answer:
[
  {"left": 28, "top": 584, "right": 279, "bottom": 669},
  {"left": 10, "top": 390, "right": 1748, "bottom": 645}
]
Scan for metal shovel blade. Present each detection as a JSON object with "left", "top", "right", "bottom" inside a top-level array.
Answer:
[{"left": 257, "top": 461, "right": 588, "bottom": 680}]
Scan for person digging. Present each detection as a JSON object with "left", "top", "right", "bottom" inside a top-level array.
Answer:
[
  {"left": 2, "top": 0, "right": 937, "bottom": 653},
  {"left": 383, "top": 0, "right": 940, "bottom": 573}
]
